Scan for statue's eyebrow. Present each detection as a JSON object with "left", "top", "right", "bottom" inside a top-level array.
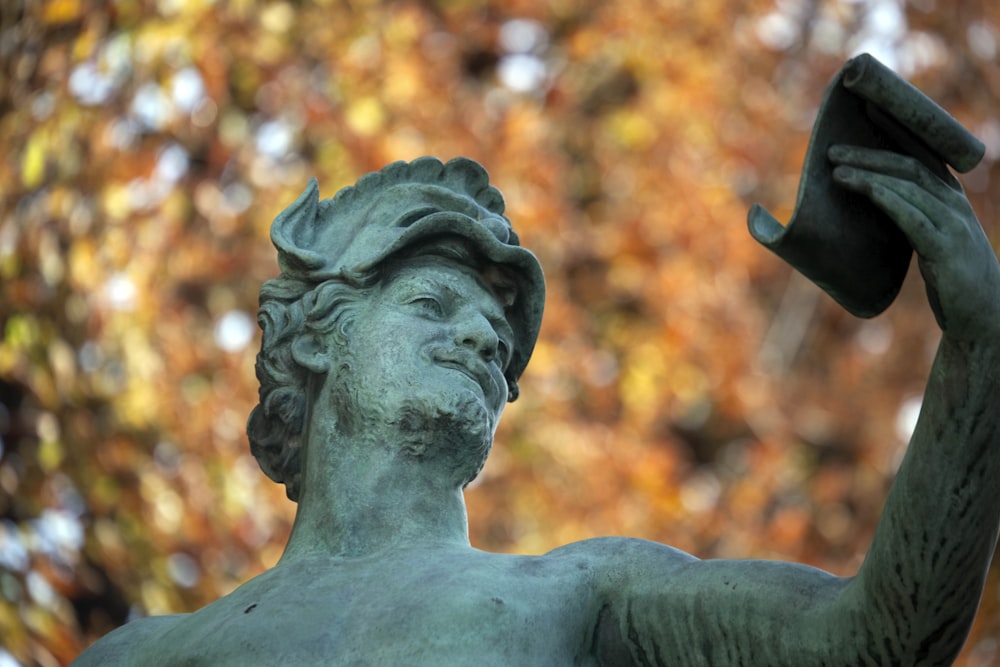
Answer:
[
  {"left": 388, "top": 274, "right": 446, "bottom": 301},
  {"left": 390, "top": 274, "right": 515, "bottom": 340}
]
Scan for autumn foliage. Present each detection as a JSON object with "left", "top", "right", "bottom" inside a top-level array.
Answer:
[{"left": 2, "top": 0, "right": 1000, "bottom": 665}]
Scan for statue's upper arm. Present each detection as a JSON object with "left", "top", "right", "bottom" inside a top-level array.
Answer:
[{"left": 568, "top": 537, "right": 856, "bottom": 665}]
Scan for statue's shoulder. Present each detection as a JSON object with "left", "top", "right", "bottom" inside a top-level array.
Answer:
[
  {"left": 71, "top": 613, "right": 188, "bottom": 666},
  {"left": 72, "top": 572, "right": 271, "bottom": 667},
  {"left": 546, "top": 535, "right": 695, "bottom": 566},
  {"left": 544, "top": 535, "right": 698, "bottom": 594}
]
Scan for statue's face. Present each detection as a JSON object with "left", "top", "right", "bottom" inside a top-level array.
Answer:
[{"left": 334, "top": 253, "right": 515, "bottom": 468}]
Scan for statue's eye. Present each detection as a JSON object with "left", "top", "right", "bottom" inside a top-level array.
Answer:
[{"left": 411, "top": 296, "right": 444, "bottom": 318}]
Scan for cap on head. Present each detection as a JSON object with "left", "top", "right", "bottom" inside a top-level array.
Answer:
[{"left": 270, "top": 156, "right": 545, "bottom": 390}]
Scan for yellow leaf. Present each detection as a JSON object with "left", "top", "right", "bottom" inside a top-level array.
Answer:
[
  {"left": 38, "top": 438, "right": 65, "bottom": 472},
  {"left": 42, "top": 0, "right": 83, "bottom": 25},
  {"left": 21, "top": 134, "right": 46, "bottom": 188},
  {"left": 606, "top": 108, "right": 658, "bottom": 150},
  {"left": 345, "top": 97, "right": 386, "bottom": 136}
]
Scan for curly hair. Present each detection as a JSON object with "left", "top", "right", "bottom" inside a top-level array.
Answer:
[{"left": 246, "top": 272, "right": 378, "bottom": 502}]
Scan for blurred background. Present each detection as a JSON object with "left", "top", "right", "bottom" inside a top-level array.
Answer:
[{"left": 2, "top": 0, "right": 999, "bottom": 664}]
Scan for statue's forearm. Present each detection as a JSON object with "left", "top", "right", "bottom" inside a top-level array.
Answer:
[
  {"left": 593, "top": 335, "right": 999, "bottom": 666},
  {"left": 850, "top": 334, "right": 1000, "bottom": 664}
]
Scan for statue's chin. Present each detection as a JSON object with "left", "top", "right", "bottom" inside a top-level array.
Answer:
[
  {"left": 391, "top": 391, "right": 495, "bottom": 485},
  {"left": 327, "top": 371, "right": 496, "bottom": 487}
]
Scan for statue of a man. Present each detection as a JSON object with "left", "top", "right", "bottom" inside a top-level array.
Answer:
[{"left": 75, "top": 144, "right": 1000, "bottom": 664}]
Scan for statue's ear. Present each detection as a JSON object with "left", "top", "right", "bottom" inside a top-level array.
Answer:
[{"left": 291, "top": 334, "right": 330, "bottom": 374}]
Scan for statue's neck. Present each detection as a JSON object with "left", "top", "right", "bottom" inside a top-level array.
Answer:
[{"left": 278, "top": 436, "right": 472, "bottom": 562}]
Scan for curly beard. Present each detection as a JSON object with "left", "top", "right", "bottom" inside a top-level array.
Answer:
[
  {"left": 388, "top": 391, "right": 495, "bottom": 488},
  {"left": 325, "top": 357, "right": 498, "bottom": 488}
]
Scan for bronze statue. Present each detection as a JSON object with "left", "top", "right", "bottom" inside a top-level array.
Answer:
[{"left": 74, "top": 57, "right": 1000, "bottom": 666}]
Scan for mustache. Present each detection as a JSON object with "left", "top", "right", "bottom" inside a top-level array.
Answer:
[{"left": 427, "top": 345, "right": 503, "bottom": 403}]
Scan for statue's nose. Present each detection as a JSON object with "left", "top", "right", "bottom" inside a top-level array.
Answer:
[{"left": 454, "top": 311, "right": 500, "bottom": 362}]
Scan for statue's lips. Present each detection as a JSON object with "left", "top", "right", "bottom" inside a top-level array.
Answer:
[{"left": 433, "top": 353, "right": 500, "bottom": 403}]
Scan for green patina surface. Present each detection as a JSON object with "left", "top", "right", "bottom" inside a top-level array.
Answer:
[{"left": 74, "top": 78, "right": 1000, "bottom": 663}]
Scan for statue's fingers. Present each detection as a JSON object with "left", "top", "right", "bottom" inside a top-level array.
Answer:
[
  {"left": 832, "top": 166, "right": 945, "bottom": 254},
  {"left": 874, "top": 174, "right": 955, "bottom": 230},
  {"left": 828, "top": 145, "right": 916, "bottom": 174},
  {"left": 832, "top": 155, "right": 980, "bottom": 249},
  {"left": 828, "top": 145, "right": 963, "bottom": 202},
  {"left": 868, "top": 180, "right": 948, "bottom": 258}
]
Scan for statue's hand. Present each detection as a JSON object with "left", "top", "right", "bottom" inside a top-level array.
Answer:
[{"left": 829, "top": 144, "right": 1000, "bottom": 341}]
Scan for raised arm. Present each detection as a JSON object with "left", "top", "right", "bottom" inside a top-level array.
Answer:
[
  {"left": 590, "top": 147, "right": 1000, "bottom": 666},
  {"left": 828, "top": 144, "right": 1000, "bottom": 664}
]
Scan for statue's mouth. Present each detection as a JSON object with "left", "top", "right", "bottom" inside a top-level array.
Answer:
[{"left": 432, "top": 351, "right": 501, "bottom": 406}]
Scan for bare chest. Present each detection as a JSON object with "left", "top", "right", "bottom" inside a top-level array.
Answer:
[{"left": 143, "top": 554, "right": 601, "bottom": 666}]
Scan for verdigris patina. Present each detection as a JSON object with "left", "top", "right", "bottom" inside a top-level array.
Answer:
[{"left": 75, "top": 66, "right": 1000, "bottom": 666}]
